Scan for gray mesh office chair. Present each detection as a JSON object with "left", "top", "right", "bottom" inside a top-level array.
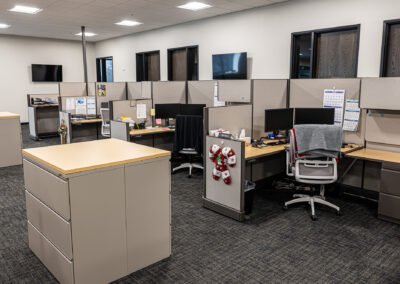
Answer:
[
  {"left": 100, "top": 108, "right": 110, "bottom": 137},
  {"left": 284, "top": 129, "right": 340, "bottom": 220}
]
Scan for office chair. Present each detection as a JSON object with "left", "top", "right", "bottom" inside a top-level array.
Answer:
[
  {"left": 284, "top": 128, "right": 340, "bottom": 220},
  {"left": 172, "top": 115, "right": 204, "bottom": 178},
  {"left": 100, "top": 108, "right": 110, "bottom": 137}
]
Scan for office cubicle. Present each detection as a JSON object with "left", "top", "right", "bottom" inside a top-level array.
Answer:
[
  {"left": 95, "top": 82, "right": 127, "bottom": 113},
  {"left": 110, "top": 99, "right": 152, "bottom": 126},
  {"left": 187, "top": 80, "right": 215, "bottom": 107},
  {"left": 217, "top": 80, "right": 252, "bottom": 103},
  {"left": 127, "top": 82, "right": 152, "bottom": 100},
  {"left": 152, "top": 81, "right": 186, "bottom": 106}
]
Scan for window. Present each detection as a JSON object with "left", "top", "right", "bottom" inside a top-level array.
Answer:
[
  {"left": 291, "top": 25, "right": 360, "bottom": 79},
  {"left": 136, "top": 50, "right": 160, "bottom": 82},
  {"left": 96, "top": 57, "right": 113, "bottom": 82},
  {"left": 380, "top": 19, "right": 400, "bottom": 77},
  {"left": 168, "top": 45, "right": 198, "bottom": 81}
]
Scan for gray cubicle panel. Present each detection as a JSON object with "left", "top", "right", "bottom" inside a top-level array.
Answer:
[
  {"left": 110, "top": 120, "right": 129, "bottom": 141},
  {"left": 206, "top": 105, "right": 252, "bottom": 138},
  {"left": 127, "top": 82, "right": 152, "bottom": 100},
  {"left": 289, "top": 78, "right": 364, "bottom": 145},
  {"left": 204, "top": 135, "right": 245, "bottom": 221},
  {"left": 218, "top": 80, "right": 251, "bottom": 103},
  {"left": 252, "top": 79, "right": 288, "bottom": 139},
  {"left": 152, "top": 81, "right": 186, "bottom": 106},
  {"left": 187, "top": 80, "right": 215, "bottom": 107},
  {"left": 88, "top": 82, "right": 96, "bottom": 97},
  {"left": 361, "top": 77, "right": 400, "bottom": 110},
  {"left": 95, "top": 82, "right": 127, "bottom": 113},
  {"left": 59, "top": 83, "right": 87, "bottom": 97},
  {"left": 365, "top": 111, "right": 400, "bottom": 150},
  {"left": 111, "top": 99, "right": 152, "bottom": 126}
]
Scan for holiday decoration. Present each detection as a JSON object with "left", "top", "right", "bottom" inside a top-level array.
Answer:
[{"left": 209, "top": 144, "right": 237, "bottom": 185}]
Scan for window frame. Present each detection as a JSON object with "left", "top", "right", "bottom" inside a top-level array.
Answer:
[
  {"left": 290, "top": 24, "right": 361, "bottom": 79},
  {"left": 136, "top": 50, "right": 160, "bottom": 82},
  {"left": 380, "top": 19, "right": 400, "bottom": 77},
  {"left": 96, "top": 56, "right": 114, "bottom": 82},
  {"left": 167, "top": 45, "right": 199, "bottom": 81}
]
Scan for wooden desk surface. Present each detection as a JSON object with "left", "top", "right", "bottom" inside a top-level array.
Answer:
[
  {"left": 22, "top": 138, "right": 171, "bottom": 175},
  {"left": 71, "top": 118, "right": 102, "bottom": 124},
  {"left": 130, "top": 128, "right": 175, "bottom": 136},
  {"left": 0, "top": 112, "right": 20, "bottom": 118},
  {"left": 345, "top": 148, "right": 400, "bottom": 163},
  {"left": 31, "top": 104, "right": 58, "bottom": 108}
]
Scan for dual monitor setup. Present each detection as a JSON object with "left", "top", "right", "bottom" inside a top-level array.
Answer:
[{"left": 155, "top": 104, "right": 206, "bottom": 119}]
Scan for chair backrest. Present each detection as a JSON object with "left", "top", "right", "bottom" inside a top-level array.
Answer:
[
  {"left": 100, "top": 108, "right": 110, "bottom": 125},
  {"left": 173, "top": 115, "right": 203, "bottom": 153}
]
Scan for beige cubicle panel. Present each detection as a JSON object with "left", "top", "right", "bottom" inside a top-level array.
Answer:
[
  {"left": 0, "top": 113, "right": 22, "bottom": 167},
  {"left": 218, "top": 80, "right": 251, "bottom": 103},
  {"left": 207, "top": 105, "right": 252, "bottom": 138},
  {"left": 95, "top": 82, "right": 127, "bottom": 112},
  {"left": 252, "top": 79, "right": 287, "bottom": 139},
  {"left": 152, "top": 81, "right": 186, "bottom": 106},
  {"left": 188, "top": 80, "right": 215, "bottom": 107},
  {"left": 289, "top": 78, "right": 364, "bottom": 145},
  {"left": 59, "top": 83, "right": 87, "bottom": 97},
  {"left": 111, "top": 100, "right": 152, "bottom": 126},
  {"left": 127, "top": 82, "right": 152, "bottom": 100},
  {"left": 361, "top": 77, "right": 400, "bottom": 110},
  {"left": 87, "top": 82, "right": 96, "bottom": 97},
  {"left": 365, "top": 111, "right": 400, "bottom": 152}
]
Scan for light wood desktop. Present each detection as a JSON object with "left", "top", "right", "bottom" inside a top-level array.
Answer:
[
  {"left": 345, "top": 148, "right": 400, "bottom": 163},
  {"left": 23, "top": 139, "right": 171, "bottom": 284},
  {"left": 71, "top": 118, "right": 102, "bottom": 125},
  {"left": 0, "top": 112, "right": 22, "bottom": 167},
  {"left": 130, "top": 127, "right": 175, "bottom": 136}
]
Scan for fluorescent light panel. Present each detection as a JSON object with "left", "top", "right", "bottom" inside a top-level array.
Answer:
[
  {"left": 9, "top": 5, "right": 42, "bottom": 14},
  {"left": 178, "top": 2, "right": 212, "bottom": 11},
  {"left": 115, "top": 20, "right": 142, "bottom": 26},
  {"left": 75, "top": 32, "right": 97, "bottom": 37},
  {"left": 0, "top": 23, "right": 11, "bottom": 29}
]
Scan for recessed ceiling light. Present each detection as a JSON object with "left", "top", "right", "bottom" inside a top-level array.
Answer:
[
  {"left": 178, "top": 2, "right": 212, "bottom": 11},
  {"left": 9, "top": 5, "right": 42, "bottom": 14},
  {"left": 75, "top": 32, "right": 97, "bottom": 37},
  {"left": 0, "top": 23, "right": 11, "bottom": 29},
  {"left": 115, "top": 20, "right": 142, "bottom": 27}
]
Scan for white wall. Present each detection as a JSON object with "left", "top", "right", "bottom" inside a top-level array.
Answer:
[
  {"left": 95, "top": 0, "right": 400, "bottom": 81},
  {"left": 0, "top": 35, "right": 96, "bottom": 122}
]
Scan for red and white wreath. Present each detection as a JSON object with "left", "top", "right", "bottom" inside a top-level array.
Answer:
[{"left": 209, "top": 144, "right": 236, "bottom": 185}]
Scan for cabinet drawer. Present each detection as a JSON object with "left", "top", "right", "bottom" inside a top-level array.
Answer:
[
  {"left": 23, "top": 159, "right": 70, "bottom": 220},
  {"left": 381, "top": 169, "right": 400, "bottom": 196},
  {"left": 28, "top": 222, "right": 74, "bottom": 284},
  {"left": 378, "top": 193, "right": 400, "bottom": 220},
  {"left": 26, "top": 191, "right": 73, "bottom": 260},
  {"left": 383, "top": 162, "right": 400, "bottom": 172}
]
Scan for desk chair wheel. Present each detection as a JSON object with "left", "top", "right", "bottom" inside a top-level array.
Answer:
[
  {"left": 336, "top": 210, "right": 342, "bottom": 216},
  {"left": 311, "top": 215, "right": 317, "bottom": 221},
  {"left": 283, "top": 205, "right": 288, "bottom": 211}
]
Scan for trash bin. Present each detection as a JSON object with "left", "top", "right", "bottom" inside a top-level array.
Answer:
[{"left": 244, "top": 180, "right": 256, "bottom": 214}]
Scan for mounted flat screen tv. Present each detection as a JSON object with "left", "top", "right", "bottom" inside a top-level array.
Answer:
[
  {"left": 32, "top": 64, "right": 63, "bottom": 82},
  {"left": 212, "top": 52, "right": 247, "bottom": 80}
]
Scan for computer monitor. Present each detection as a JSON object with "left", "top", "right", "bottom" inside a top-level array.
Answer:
[
  {"left": 155, "top": 104, "right": 182, "bottom": 119},
  {"left": 294, "top": 108, "right": 335, "bottom": 125},
  {"left": 181, "top": 104, "right": 206, "bottom": 116},
  {"left": 264, "top": 108, "right": 294, "bottom": 133}
]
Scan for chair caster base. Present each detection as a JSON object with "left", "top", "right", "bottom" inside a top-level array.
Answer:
[
  {"left": 311, "top": 215, "right": 317, "bottom": 221},
  {"left": 336, "top": 210, "right": 342, "bottom": 216},
  {"left": 283, "top": 205, "right": 288, "bottom": 211},
  {"left": 188, "top": 175, "right": 192, "bottom": 178}
]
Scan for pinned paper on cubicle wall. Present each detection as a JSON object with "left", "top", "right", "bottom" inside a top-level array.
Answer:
[
  {"left": 323, "top": 89, "right": 345, "bottom": 126},
  {"left": 97, "top": 84, "right": 106, "bottom": 97},
  {"left": 66, "top": 98, "right": 75, "bottom": 111},
  {"left": 214, "top": 82, "right": 225, "bottom": 107},
  {"left": 87, "top": 97, "right": 96, "bottom": 115},
  {"left": 137, "top": 104, "right": 146, "bottom": 119},
  {"left": 343, "top": 100, "right": 360, "bottom": 131},
  {"left": 75, "top": 98, "right": 87, "bottom": 115}
]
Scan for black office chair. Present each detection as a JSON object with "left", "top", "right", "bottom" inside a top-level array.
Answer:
[{"left": 172, "top": 115, "right": 203, "bottom": 178}]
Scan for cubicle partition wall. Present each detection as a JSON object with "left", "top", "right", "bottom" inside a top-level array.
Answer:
[
  {"left": 59, "top": 82, "right": 88, "bottom": 97},
  {"left": 127, "top": 82, "right": 152, "bottom": 100},
  {"left": 95, "top": 82, "right": 127, "bottom": 113},
  {"left": 110, "top": 99, "right": 152, "bottom": 126},
  {"left": 27, "top": 93, "right": 60, "bottom": 139},
  {"left": 252, "top": 80, "right": 288, "bottom": 139},
  {"left": 152, "top": 81, "right": 186, "bottom": 106},
  {"left": 187, "top": 80, "right": 215, "bottom": 107},
  {"left": 217, "top": 80, "right": 252, "bottom": 104},
  {"left": 203, "top": 135, "right": 246, "bottom": 221},
  {"left": 290, "top": 78, "right": 367, "bottom": 189}
]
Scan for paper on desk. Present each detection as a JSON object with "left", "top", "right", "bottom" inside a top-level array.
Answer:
[
  {"left": 343, "top": 100, "right": 360, "bottom": 131},
  {"left": 87, "top": 97, "right": 96, "bottom": 115},
  {"left": 75, "top": 98, "right": 87, "bottom": 115},
  {"left": 66, "top": 98, "right": 75, "bottom": 111},
  {"left": 137, "top": 104, "right": 146, "bottom": 119},
  {"left": 323, "top": 89, "right": 345, "bottom": 126}
]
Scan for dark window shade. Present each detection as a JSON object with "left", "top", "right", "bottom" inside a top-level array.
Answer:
[
  {"left": 136, "top": 51, "right": 160, "bottom": 82},
  {"left": 382, "top": 22, "right": 400, "bottom": 77},
  {"left": 168, "top": 46, "right": 198, "bottom": 81},
  {"left": 291, "top": 34, "right": 312, "bottom": 78}
]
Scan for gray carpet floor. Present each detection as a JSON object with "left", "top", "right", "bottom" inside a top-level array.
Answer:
[{"left": 1, "top": 125, "right": 399, "bottom": 283}]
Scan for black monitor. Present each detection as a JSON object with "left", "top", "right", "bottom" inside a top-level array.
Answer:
[
  {"left": 181, "top": 104, "right": 206, "bottom": 116},
  {"left": 265, "top": 108, "right": 294, "bottom": 133},
  {"left": 155, "top": 104, "right": 181, "bottom": 119},
  {"left": 32, "top": 64, "right": 63, "bottom": 82},
  {"left": 212, "top": 52, "right": 247, "bottom": 80},
  {"left": 294, "top": 108, "right": 335, "bottom": 125}
]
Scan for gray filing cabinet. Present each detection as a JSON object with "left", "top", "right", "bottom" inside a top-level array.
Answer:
[{"left": 378, "top": 162, "right": 400, "bottom": 223}]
